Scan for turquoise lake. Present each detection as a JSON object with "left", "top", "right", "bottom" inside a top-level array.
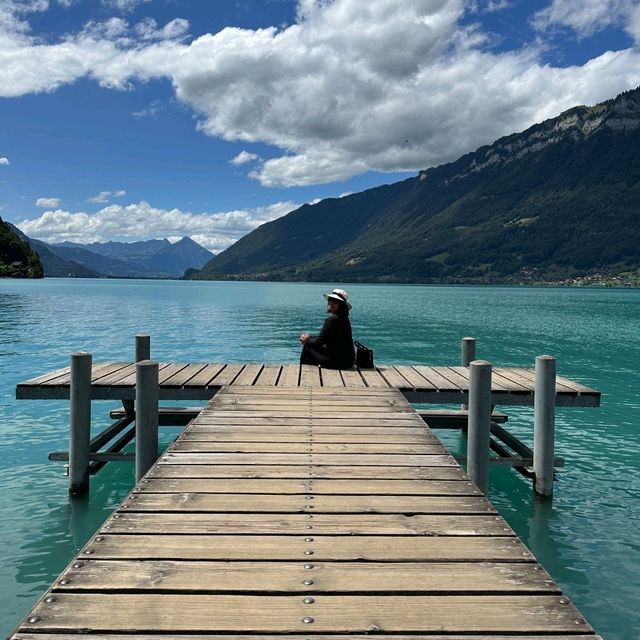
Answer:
[{"left": 0, "top": 278, "right": 638, "bottom": 639}]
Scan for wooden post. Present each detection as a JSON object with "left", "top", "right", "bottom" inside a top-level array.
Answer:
[
  {"left": 461, "top": 337, "right": 476, "bottom": 366},
  {"left": 467, "top": 359, "right": 492, "bottom": 495},
  {"left": 461, "top": 337, "right": 476, "bottom": 411},
  {"left": 135, "top": 359, "right": 159, "bottom": 481},
  {"left": 124, "top": 334, "right": 151, "bottom": 416},
  {"left": 135, "top": 334, "right": 151, "bottom": 362},
  {"left": 534, "top": 355, "right": 556, "bottom": 497},
  {"left": 69, "top": 352, "right": 92, "bottom": 494}
]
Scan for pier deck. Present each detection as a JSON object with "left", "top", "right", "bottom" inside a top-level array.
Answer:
[
  {"left": 11, "top": 385, "right": 599, "bottom": 638},
  {"left": 16, "top": 361, "right": 600, "bottom": 406}
]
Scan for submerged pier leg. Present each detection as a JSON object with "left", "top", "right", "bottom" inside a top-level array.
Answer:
[
  {"left": 461, "top": 337, "right": 476, "bottom": 412},
  {"left": 69, "top": 352, "right": 92, "bottom": 494},
  {"left": 467, "top": 359, "right": 492, "bottom": 495},
  {"left": 534, "top": 355, "right": 556, "bottom": 497},
  {"left": 135, "top": 359, "right": 159, "bottom": 481}
]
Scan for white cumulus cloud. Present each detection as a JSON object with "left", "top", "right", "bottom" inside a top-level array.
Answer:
[
  {"left": 229, "top": 151, "right": 259, "bottom": 166},
  {"left": 533, "top": 0, "right": 640, "bottom": 38},
  {"left": 36, "top": 196, "right": 61, "bottom": 208},
  {"left": 0, "top": 157, "right": 9, "bottom": 165},
  {"left": 87, "top": 189, "right": 127, "bottom": 203},
  {"left": 2, "top": 0, "right": 640, "bottom": 187},
  {"left": 17, "top": 199, "right": 300, "bottom": 252}
]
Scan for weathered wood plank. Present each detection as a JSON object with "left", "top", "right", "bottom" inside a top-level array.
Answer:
[
  {"left": 149, "top": 462, "right": 463, "bottom": 478},
  {"left": 183, "top": 363, "right": 226, "bottom": 387},
  {"left": 136, "top": 478, "right": 479, "bottom": 495},
  {"left": 410, "top": 366, "right": 452, "bottom": 390},
  {"left": 376, "top": 366, "right": 412, "bottom": 388},
  {"left": 277, "top": 364, "right": 299, "bottom": 386},
  {"left": 212, "top": 364, "right": 245, "bottom": 386},
  {"left": 183, "top": 428, "right": 436, "bottom": 442},
  {"left": 358, "top": 368, "right": 390, "bottom": 388},
  {"left": 11, "top": 635, "right": 603, "bottom": 640},
  {"left": 83, "top": 534, "right": 525, "bottom": 561},
  {"left": 11, "top": 632, "right": 603, "bottom": 640},
  {"left": 25, "top": 594, "right": 589, "bottom": 633},
  {"left": 103, "top": 512, "right": 513, "bottom": 535},
  {"left": 300, "top": 364, "right": 321, "bottom": 387},
  {"left": 160, "top": 452, "right": 456, "bottom": 466},
  {"left": 122, "top": 493, "right": 494, "bottom": 514},
  {"left": 55, "top": 559, "right": 556, "bottom": 592},
  {"left": 170, "top": 442, "right": 448, "bottom": 454},
  {"left": 148, "top": 463, "right": 464, "bottom": 479},
  {"left": 320, "top": 367, "right": 344, "bottom": 387},
  {"left": 231, "top": 364, "right": 264, "bottom": 386},
  {"left": 254, "top": 364, "right": 281, "bottom": 386},
  {"left": 162, "top": 363, "right": 209, "bottom": 386},
  {"left": 340, "top": 368, "right": 366, "bottom": 387}
]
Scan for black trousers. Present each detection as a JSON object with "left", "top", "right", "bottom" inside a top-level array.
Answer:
[{"left": 300, "top": 342, "right": 330, "bottom": 367}]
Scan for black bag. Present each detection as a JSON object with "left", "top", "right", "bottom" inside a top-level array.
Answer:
[{"left": 354, "top": 340, "right": 374, "bottom": 369}]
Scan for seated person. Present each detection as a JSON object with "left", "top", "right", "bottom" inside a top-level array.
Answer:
[{"left": 299, "top": 288, "right": 355, "bottom": 369}]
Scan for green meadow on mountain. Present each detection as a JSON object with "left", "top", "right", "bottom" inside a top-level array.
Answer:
[{"left": 188, "top": 87, "right": 640, "bottom": 285}]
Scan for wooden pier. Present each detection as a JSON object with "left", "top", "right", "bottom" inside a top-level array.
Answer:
[
  {"left": 17, "top": 360, "right": 601, "bottom": 406},
  {"left": 10, "top": 385, "right": 600, "bottom": 638}
]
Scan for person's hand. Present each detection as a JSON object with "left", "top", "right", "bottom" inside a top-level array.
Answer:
[{"left": 299, "top": 333, "right": 310, "bottom": 344}]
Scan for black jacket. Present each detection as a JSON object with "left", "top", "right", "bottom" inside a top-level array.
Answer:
[{"left": 308, "top": 313, "right": 355, "bottom": 369}]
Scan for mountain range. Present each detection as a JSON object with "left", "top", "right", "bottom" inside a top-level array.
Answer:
[
  {"left": 188, "top": 87, "right": 640, "bottom": 285},
  {"left": 6, "top": 226, "right": 213, "bottom": 278}
]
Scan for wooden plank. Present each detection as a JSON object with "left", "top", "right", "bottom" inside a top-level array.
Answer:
[
  {"left": 11, "top": 634, "right": 603, "bottom": 640},
  {"left": 277, "top": 364, "right": 299, "bottom": 386},
  {"left": 376, "top": 366, "right": 412, "bottom": 388},
  {"left": 320, "top": 367, "right": 344, "bottom": 387},
  {"left": 158, "top": 363, "right": 191, "bottom": 384},
  {"left": 340, "top": 368, "right": 366, "bottom": 387},
  {"left": 417, "top": 366, "right": 463, "bottom": 390},
  {"left": 55, "top": 560, "right": 556, "bottom": 592},
  {"left": 84, "top": 534, "right": 525, "bottom": 561},
  {"left": 358, "top": 368, "right": 390, "bottom": 388},
  {"left": 184, "top": 363, "right": 226, "bottom": 387},
  {"left": 18, "top": 365, "right": 72, "bottom": 386},
  {"left": 25, "top": 594, "right": 589, "bottom": 633},
  {"left": 211, "top": 364, "right": 245, "bottom": 386},
  {"left": 103, "top": 513, "right": 513, "bottom": 535},
  {"left": 231, "top": 364, "right": 264, "bottom": 386},
  {"left": 394, "top": 365, "right": 435, "bottom": 390},
  {"left": 162, "top": 363, "right": 209, "bottom": 386},
  {"left": 122, "top": 493, "right": 494, "bottom": 514},
  {"left": 159, "top": 452, "right": 456, "bottom": 466},
  {"left": 136, "top": 479, "right": 480, "bottom": 495},
  {"left": 254, "top": 364, "right": 281, "bottom": 386},
  {"left": 170, "top": 442, "right": 448, "bottom": 454},
  {"left": 299, "top": 364, "right": 321, "bottom": 387},
  {"left": 447, "top": 366, "right": 512, "bottom": 392},
  {"left": 148, "top": 464, "right": 464, "bottom": 479},
  {"left": 110, "top": 362, "right": 173, "bottom": 387},
  {"left": 86, "top": 363, "right": 136, "bottom": 386},
  {"left": 490, "top": 368, "right": 533, "bottom": 392},
  {"left": 184, "top": 427, "right": 433, "bottom": 441}
]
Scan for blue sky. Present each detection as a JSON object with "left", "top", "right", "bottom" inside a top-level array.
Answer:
[{"left": 1, "top": 0, "right": 639, "bottom": 252}]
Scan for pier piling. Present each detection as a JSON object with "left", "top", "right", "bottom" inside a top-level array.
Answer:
[
  {"left": 135, "top": 359, "right": 159, "bottom": 481},
  {"left": 69, "top": 352, "right": 92, "bottom": 494},
  {"left": 135, "top": 333, "right": 151, "bottom": 362},
  {"left": 467, "top": 359, "right": 492, "bottom": 495},
  {"left": 534, "top": 354, "right": 557, "bottom": 497}
]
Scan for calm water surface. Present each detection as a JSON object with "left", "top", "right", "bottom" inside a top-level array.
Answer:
[{"left": 0, "top": 279, "right": 638, "bottom": 639}]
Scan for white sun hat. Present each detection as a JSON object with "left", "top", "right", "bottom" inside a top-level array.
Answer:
[{"left": 323, "top": 288, "right": 352, "bottom": 309}]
